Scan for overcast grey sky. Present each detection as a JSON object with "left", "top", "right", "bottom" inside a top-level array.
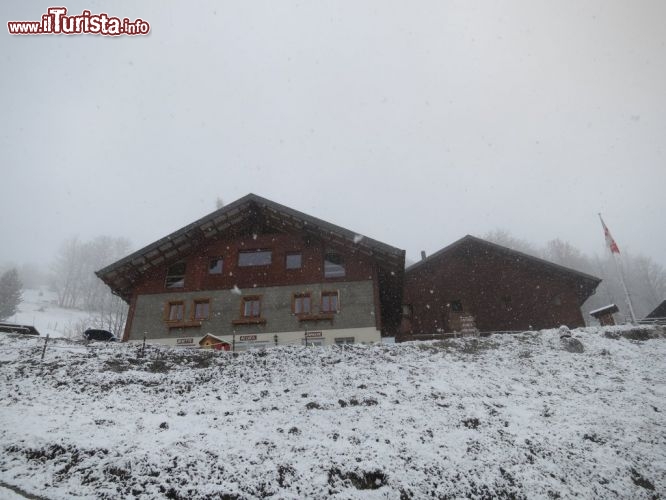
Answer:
[{"left": 1, "top": 1, "right": 665, "bottom": 269}]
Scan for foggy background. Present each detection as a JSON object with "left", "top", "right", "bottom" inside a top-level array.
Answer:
[{"left": 2, "top": 1, "right": 665, "bottom": 269}]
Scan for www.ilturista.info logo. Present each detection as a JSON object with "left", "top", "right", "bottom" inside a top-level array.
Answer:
[{"left": 7, "top": 7, "right": 150, "bottom": 36}]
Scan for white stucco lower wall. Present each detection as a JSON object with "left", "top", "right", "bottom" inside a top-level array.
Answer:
[{"left": 126, "top": 326, "right": 381, "bottom": 349}]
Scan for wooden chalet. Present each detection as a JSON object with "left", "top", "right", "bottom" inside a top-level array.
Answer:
[
  {"left": 96, "top": 194, "right": 405, "bottom": 348},
  {"left": 400, "top": 235, "right": 601, "bottom": 339}
]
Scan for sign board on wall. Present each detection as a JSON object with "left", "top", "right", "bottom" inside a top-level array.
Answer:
[
  {"left": 239, "top": 335, "right": 257, "bottom": 341},
  {"left": 305, "top": 331, "right": 322, "bottom": 338},
  {"left": 176, "top": 338, "right": 194, "bottom": 345}
]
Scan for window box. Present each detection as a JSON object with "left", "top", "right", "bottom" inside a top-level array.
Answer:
[
  {"left": 297, "top": 313, "right": 334, "bottom": 322},
  {"left": 167, "top": 320, "right": 203, "bottom": 329},
  {"left": 232, "top": 318, "right": 267, "bottom": 326}
]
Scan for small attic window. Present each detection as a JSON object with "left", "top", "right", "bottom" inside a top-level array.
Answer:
[
  {"left": 165, "top": 261, "right": 186, "bottom": 289},
  {"left": 324, "top": 252, "right": 345, "bottom": 278}
]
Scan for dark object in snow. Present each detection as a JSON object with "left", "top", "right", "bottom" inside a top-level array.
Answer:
[
  {"left": 462, "top": 417, "right": 480, "bottom": 429},
  {"left": 561, "top": 336, "right": 584, "bottom": 353},
  {"left": 630, "top": 468, "right": 655, "bottom": 491},
  {"left": 305, "top": 401, "right": 322, "bottom": 410},
  {"left": 159, "top": 422, "right": 169, "bottom": 430},
  {"left": 605, "top": 328, "right": 662, "bottom": 341},
  {"left": 328, "top": 468, "right": 388, "bottom": 490},
  {"left": 589, "top": 304, "right": 619, "bottom": 326},
  {"left": 84, "top": 329, "right": 117, "bottom": 342},
  {"left": 0, "top": 322, "right": 40, "bottom": 336}
]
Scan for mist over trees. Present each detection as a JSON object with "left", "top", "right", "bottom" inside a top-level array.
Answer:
[
  {"left": 484, "top": 230, "right": 666, "bottom": 324},
  {"left": 0, "top": 268, "right": 23, "bottom": 321},
  {"left": 50, "top": 236, "right": 131, "bottom": 335}
]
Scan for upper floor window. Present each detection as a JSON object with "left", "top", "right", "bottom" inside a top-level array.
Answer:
[
  {"left": 293, "top": 293, "right": 311, "bottom": 315},
  {"left": 194, "top": 299, "right": 210, "bottom": 320},
  {"left": 321, "top": 291, "right": 339, "bottom": 313},
  {"left": 324, "top": 252, "right": 345, "bottom": 278},
  {"left": 286, "top": 252, "right": 302, "bottom": 270},
  {"left": 165, "top": 262, "right": 186, "bottom": 289},
  {"left": 209, "top": 257, "right": 223, "bottom": 274},
  {"left": 238, "top": 250, "right": 272, "bottom": 267},
  {"left": 449, "top": 300, "right": 463, "bottom": 312},
  {"left": 241, "top": 296, "right": 262, "bottom": 318},
  {"left": 167, "top": 301, "right": 184, "bottom": 321}
]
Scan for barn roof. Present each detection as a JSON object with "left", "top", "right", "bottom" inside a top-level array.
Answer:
[
  {"left": 645, "top": 300, "right": 666, "bottom": 320},
  {"left": 406, "top": 235, "right": 601, "bottom": 295},
  {"left": 96, "top": 193, "right": 405, "bottom": 303}
]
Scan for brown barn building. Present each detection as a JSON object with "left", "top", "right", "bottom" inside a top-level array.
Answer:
[
  {"left": 400, "top": 236, "right": 601, "bottom": 339},
  {"left": 96, "top": 194, "right": 404, "bottom": 348}
]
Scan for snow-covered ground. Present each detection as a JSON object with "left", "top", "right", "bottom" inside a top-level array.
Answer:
[
  {"left": 6, "top": 288, "right": 95, "bottom": 338},
  {"left": 0, "top": 326, "right": 664, "bottom": 499}
]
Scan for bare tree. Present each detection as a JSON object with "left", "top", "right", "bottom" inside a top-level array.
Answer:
[
  {"left": 51, "top": 236, "right": 131, "bottom": 336},
  {"left": 0, "top": 268, "right": 23, "bottom": 321},
  {"left": 483, "top": 229, "right": 540, "bottom": 256}
]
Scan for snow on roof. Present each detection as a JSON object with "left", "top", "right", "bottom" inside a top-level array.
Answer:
[{"left": 589, "top": 304, "right": 620, "bottom": 316}]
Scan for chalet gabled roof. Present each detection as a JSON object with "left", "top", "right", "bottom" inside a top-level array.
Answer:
[
  {"left": 96, "top": 193, "right": 405, "bottom": 302},
  {"left": 406, "top": 235, "right": 601, "bottom": 290}
]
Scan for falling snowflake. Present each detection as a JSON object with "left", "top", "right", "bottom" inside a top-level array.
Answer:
[
  {"left": 232, "top": 285, "right": 242, "bottom": 295},
  {"left": 353, "top": 234, "right": 363, "bottom": 243}
]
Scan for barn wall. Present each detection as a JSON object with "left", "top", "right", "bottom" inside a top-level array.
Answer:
[{"left": 402, "top": 244, "right": 588, "bottom": 336}]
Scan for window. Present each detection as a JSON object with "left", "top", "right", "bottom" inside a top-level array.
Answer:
[
  {"left": 241, "top": 296, "right": 261, "bottom": 318},
  {"left": 209, "top": 258, "right": 223, "bottom": 274},
  {"left": 165, "top": 262, "right": 186, "bottom": 289},
  {"left": 238, "top": 250, "right": 272, "bottom": 267},
  {"left": 449, "top": 300, "right": 463, "bottom": 312},
  {"left": 293, "top": 293, "right": 311, "bottom": 315},
  {"left": 334, "top": 337, "right": 355, "bottom": 345},
  {"left": 167, "top": 301, "right": 184, "bottom": 321},
  {"left": 193, "top": 299, "right": 210, "bottom": 320},
  {"left": 302, "top": 338, "right": 325, "bottom": 347},
  {"left": 286, "top": 252, "right": 302, "bottom": 269},
  {"left": 321, "top": 291, "right": 339, "bottom": 313},
  {"left": 324, "top": 252, "right": 345, "bottom": 278}
]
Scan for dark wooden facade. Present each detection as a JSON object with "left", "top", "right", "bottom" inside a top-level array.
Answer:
[{"left": 400, "top": 236, "right": 601, "bottom": 339}]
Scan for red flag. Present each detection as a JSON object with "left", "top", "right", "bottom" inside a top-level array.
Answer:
[{"left": 599, "top": 214, "right": 620, "bottom": 254}]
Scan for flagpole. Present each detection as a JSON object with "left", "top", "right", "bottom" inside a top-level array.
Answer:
[
  {"left": 598, "top": 213, "right": 637, "bottom": 324},
  {"left": 612, "top": 250, "right": 637, "bottom": 324}
]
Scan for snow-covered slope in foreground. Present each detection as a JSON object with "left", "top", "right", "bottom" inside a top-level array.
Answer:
[{"left": 0, "top": 326, "right": 664, "bottom": 499}]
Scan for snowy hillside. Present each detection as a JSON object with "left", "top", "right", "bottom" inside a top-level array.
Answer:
[
  {"left": 0, "top": 326, "right": 664, "bottom": 499},
  {"left": 7, "top": 288, "right": 96, "bottom": 338}
]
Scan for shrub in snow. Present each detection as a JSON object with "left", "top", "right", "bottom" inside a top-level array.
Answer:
[{"left": 561, "top": 336, "right": 584, "bottom": 353}]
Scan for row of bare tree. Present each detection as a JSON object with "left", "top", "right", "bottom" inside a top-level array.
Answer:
[
  {"left": 484, "top": 230, "right": 666, "bottom": 324},
  {"left": 50, "top": 236, "right": 131, "bottom": 335}
]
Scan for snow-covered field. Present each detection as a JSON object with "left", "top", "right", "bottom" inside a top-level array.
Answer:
[
  {"left": 0, "top": 326, "right": 664, "bottom": 499},
  {"left": 7, "top": 288, "right": 94, "bottom": 339}
]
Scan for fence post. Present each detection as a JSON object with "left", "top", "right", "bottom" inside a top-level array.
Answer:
[
  {"left": 41, "top": 334, "right": 50, "bottom": 361},
  {"left": 140, "top": 332, "right": 146, "bottom": 358}
]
